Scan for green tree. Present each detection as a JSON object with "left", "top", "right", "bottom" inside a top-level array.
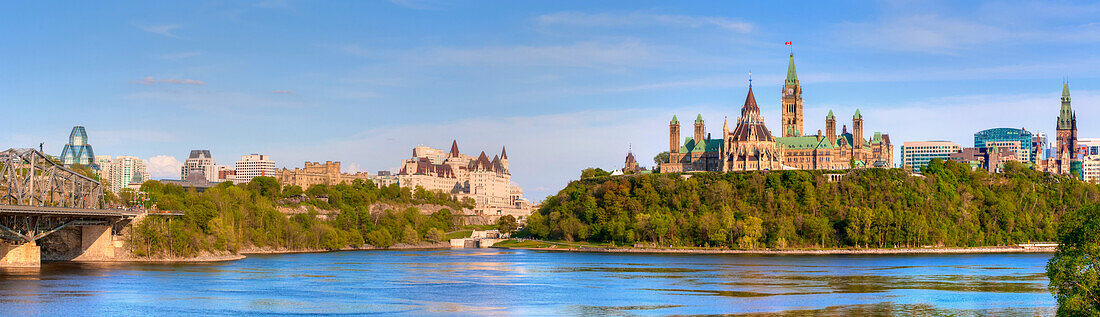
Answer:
[
  {"left": 580, "top": 168, "right": 611, "bottom": 179},
  {"left": 1047, "top": 204, "right": 1100, "bottom": 315},
  {"left": 653, "top": 151, "right": 670, "bottom": 165},
  {"left": 497, "top": 215, "right": 518, "bottom": 234}
]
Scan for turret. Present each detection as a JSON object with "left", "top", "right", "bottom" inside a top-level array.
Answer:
[
  {"left": 694, "top": 114, "right": 705, "bottom": 145},
  {"left": 500, "top": 146, "right": 509, "bottom": 169},
  {"left": 669, "top": 115, "right": 681, "bottom": 154},
  {"left": 826, "top": 110, "right": 836, "bottom": 144}
]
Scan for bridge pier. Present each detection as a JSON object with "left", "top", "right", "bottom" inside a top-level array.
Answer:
[
  {"left": 0, "top": 241, "right": 40, "bottom": 267},
  {"left": 73, "top": 225, "right": 116, "bottom": 261}
]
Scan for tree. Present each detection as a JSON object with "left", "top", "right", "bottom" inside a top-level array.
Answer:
[
  {"left": 248, "top": 176, "right": 281, "bottom": 198},
  {"left": 282, "top": 185, "right": 304, "bottom": 198},
  {"left": 580, "top": 168, "right": 611, "bottom": 179},
  {"left": 1047, "top": 203, "right": 1100, "bottom": 315},
  {"left": 654, "top": 151, "right": 670, "bottom": 165},
  {"left": 425, "top": 228, "right": 445, "bottom": 243},
  {"left": 497, "top": 215, "right": 518, "bottom": 234}
]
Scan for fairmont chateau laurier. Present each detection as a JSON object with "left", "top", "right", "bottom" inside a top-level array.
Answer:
[{"left": 660, "top": 53, "right": 894, "bottom": 172}]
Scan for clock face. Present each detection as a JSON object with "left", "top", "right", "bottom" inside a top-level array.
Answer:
[{"left": 787, "top": 88, "right": 794, "bottom": 95}]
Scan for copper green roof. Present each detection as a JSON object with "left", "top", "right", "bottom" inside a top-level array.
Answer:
[
  {"left": 1059, "top": 83, "right": 1075, "bottom": 130},
  {"left": 695, "top": 114, "right": 704, "bottom": 123},
  {"left": 777, "top": 135, "right": 833, "bottom": 150},
  {"left": 785, "top": 53, "right": 798, "bottom": 85},
  {"left": 826, "top": 110, "right": 834, "bottom": 119},
  {"left": 671, "top": 115, "right": 679, "bottom": 124},
  {"left": 871, "top": 132, "right": 883, "bottom": 144},
  {"left": 681, "top": 137, "right": 722, "bottom": 153},
  {"left": 853, "top": 109, "right": 862, "bottom": 119}
]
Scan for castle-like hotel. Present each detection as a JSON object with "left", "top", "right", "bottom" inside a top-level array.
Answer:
[{"left": 659, "top": 53, "right": 893, "bottom": 172}]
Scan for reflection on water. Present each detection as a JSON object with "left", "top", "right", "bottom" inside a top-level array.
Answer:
[{"left": 0, "top": 249, "right": 1055, "bottom": 315}]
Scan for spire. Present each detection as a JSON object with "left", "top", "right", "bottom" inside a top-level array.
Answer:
[
  {"left": 1059, "top": 81, "right": 1075, "bottom": 130},
  {"left": 449, "top": 140, "right": 460, "bottom": 156},
  {"left": 671, "top": 115, "right": 679, "bottom": 124},
  {"left": 695, "top": 114, "right": 704, "bottom": 123},
  {"left": 740, "top": 86, "right": 760, "bottom": 120},
  {"left": 785, "top": 53, "right": 798, "bottom": 85},
  {"left": 827, "top": 110, "right": 835, "bottom": 119},
  {"left": 500, "top": 146, "right": 508, "bottom": 159},
  {"left": 722, "top": 116, "right": 729, "bottom": 134},
  {"left": 853, "top": 109, "right": 862, "bottom": 119}
]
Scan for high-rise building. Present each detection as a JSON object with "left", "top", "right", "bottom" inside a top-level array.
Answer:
[
  {"left": 59, "top": 126, "right": 98, "bottom": 170},
  {"left": 234, "top": 154, "right": 276, "bottom": 183},
  {"left": 901, "top": 141, "right": 962, "bottom": 173},
  {"left": 1033, "top": 133, "right": 1048, "bottom": 161},
  {"left": 97, "top": 156, "right": 150, "bottom": 192},
  {"left": 974, "top": 128, "right": 1035, "bottom": 163},
  {"left": 1055, "top": 82, "right": 1078, "bottom": 175},
  {"left": 181, "top": 150, "right": 218, "bottom": 183},
  {"left": 1083, "top": 157, "right": 1100, "bottom": 183},
  {"left": 1077, "top": 138, "right": 1100, "bottom": 159}
]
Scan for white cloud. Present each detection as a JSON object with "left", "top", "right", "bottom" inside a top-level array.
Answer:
[
  {"left": 138, "top": 24, "right": 182, "bottom": 38},
  {"left": 147, "top": 155, "right": 183, "bottom": 179},
  {"left": 158, "top": 52, "right": 203, "bottom": 60},
  {"left": 835, "top": 15, "right": 1009, "bottom": 54},
  {"left": 425, "top": 40, "right": 658, "bottom": 69},
  {"left": 133, "top": 76, "right": 206, "bottom": 86},
  {"left": 537, "top": 12, "right": 754, "bottom": 33}
]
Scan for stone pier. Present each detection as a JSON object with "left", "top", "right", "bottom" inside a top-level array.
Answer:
[
  {"left": 73, "top": 225, "right": 116, "bottom": 261},
  {"left": 0, "top": 241, "right": 41, "bottom": 267}
]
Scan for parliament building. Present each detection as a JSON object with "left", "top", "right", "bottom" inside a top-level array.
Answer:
[{"left": 659, "top": 53, "right": 893, "bottom": 172}]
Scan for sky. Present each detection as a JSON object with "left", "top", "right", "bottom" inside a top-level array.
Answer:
[{"left": 3, "top": 0, "right": 1100, "bottom": 200}]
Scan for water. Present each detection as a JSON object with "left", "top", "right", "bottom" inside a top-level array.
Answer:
[{"left": 0, "top": 249, "right": 1055, "bottom": 316}]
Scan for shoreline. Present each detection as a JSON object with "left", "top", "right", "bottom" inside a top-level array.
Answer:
[{"left": 496, "top": 245, "right": 1057, "bottom": 255}]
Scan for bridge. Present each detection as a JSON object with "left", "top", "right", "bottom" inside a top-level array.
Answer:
[{"left": 0, "top": 148, "right": 145, "bottom": 267}]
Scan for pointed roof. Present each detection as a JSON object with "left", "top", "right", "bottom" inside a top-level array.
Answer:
[
  {"left": 853, "top": 109, "right": 862, "bottom": 119},
  {"left": 740, "top": 86, "right": 760, "bottom": 118},
  {"left": 449, "top": 140, "right": 460, "bottom": 156},
  {"left": 695, "top": 114, "right": 704, "bottom": 123},
  {"left": 785, "top": 53, "right": 798, "bottom": 85},
  {"left": 827, "top": 110, "right": 835, "bottom": 119},
  {"left": 1059, "top": 82, "right": 1075, "bottom": 130},
  {"left": 671, "top": 115, "right": 679, "bottom": 124},
  {"left": 500, "top": 146, "right": 508, "bottom": 159}
]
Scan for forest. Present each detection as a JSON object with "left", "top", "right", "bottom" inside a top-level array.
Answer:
[
  {"left": 125, "top": 177, "right": 471, "bottom": 257},
  {"left": 523, "top": 159, "right": 1100, "bottom": 249}
]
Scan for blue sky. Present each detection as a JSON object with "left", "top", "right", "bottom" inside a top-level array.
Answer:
[{"left": 3, "top": 0, "right": 1099, "bottom": 200}]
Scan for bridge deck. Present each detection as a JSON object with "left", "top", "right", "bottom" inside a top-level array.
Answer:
[{"left": 0, "top": 205, "right": 142, "bottom": 218}]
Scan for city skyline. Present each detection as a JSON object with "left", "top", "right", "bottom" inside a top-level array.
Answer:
[{"left": 4, "top": 1, "right": 1100, "bottom": 199}]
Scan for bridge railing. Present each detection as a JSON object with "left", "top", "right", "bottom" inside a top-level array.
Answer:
[{"left": 0, "top": 148, "right": 103, "bottom": 209}]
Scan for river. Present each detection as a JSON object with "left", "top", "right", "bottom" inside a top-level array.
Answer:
[{"left": 0, "top": 249, "right": 1055, "bottom": 316}]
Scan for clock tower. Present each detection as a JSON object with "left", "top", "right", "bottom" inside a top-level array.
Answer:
[{"left": 781, "top": 53, "right": 803, "bottom": 137}]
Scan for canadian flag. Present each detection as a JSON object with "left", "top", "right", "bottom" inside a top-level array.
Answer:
[{"left": 785, "top": 41, "right": 792, "bottom": 45}]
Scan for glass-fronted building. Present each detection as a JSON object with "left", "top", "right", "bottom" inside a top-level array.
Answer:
[
  {"left": 900, "top": 141, "right": 962, "bottom": 173},
  {"left": 974, "top": 128, "right": 1035, "bottom": 163},
  {"left": 58, "top": 126, "right": 98, "bottom": 170}
]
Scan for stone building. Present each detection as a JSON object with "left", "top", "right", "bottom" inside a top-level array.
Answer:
[
  {"left": 659, "top": 53, "right": 893, "bottom": 173},
  {"left": 948, "top": 147, "right": 1014, "bottom": 173},
  {"left": 274, "top": 161, "right": 393, "bottom": 189},
  {"left": 397, "top": 141, "right": 531, "bottom": 218},
  {"left": 1054, "top": 82, "right": 1078, "bottom": 175}
]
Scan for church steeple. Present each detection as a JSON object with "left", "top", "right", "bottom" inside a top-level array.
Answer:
[{"left": 785, "top": 53, "right": 798, "bottom": 86}]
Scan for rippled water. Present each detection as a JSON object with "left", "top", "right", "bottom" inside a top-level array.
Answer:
[{"left": 0, "top": 249, "right": 1055, "bottom": 316}]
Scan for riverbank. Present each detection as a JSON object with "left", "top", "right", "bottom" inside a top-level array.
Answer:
[{"left": 494, "top": 240, "right": 1057, "bottom": 255}]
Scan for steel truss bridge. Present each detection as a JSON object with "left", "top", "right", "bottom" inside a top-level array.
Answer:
[{"left": 0, "top": 148, "right": 139, "bottom": 243}]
